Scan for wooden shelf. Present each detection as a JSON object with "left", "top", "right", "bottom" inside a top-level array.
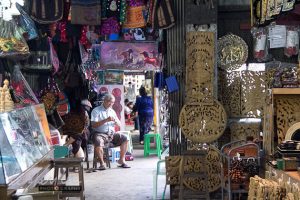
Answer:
[{"left": 272, "top": 88, "right": 300, "bottom": 95}]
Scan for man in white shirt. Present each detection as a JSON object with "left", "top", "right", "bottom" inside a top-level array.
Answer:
[{"left": 91, "top": 93, "right": 130, "bottom": 169}]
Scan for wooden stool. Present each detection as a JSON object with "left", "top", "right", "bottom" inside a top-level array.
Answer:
[
  {"left": 53, "top": 157, "right": 85, "bottom": 200},
  {"left": 92, "top": 147, "right": 111, "bottom": 169}
]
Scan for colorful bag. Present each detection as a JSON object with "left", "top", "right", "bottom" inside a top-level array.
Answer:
[
  {"left": 123, "top": 6, "right": 146, "bottom": 28},
  {"left": 28, "top": 0, "right": 64, "bottom": 24},
  {"left": 0, "top": 18, "right": 29, "bottom": 59},
  {"left": 15, "top": 3, "right": 38, "bottom": 40},
  {"left": 71, "top": 0, "right": 102, "bottom": 25}
]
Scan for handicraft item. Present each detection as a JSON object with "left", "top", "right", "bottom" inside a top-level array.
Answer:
[{"left": 218, "top": 34, "right": 248, "bottom": 71}]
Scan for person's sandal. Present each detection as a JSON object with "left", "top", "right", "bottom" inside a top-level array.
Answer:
[
  {"left": 97, "top": 165, "right": 106, "bottom": 170},
  {"left": 118, "top": 163, "right": 131, "bottom": 168}
]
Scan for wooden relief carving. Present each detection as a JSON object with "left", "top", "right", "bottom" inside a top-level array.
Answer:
[
  {"left": 218, "top": 34, "right": 248, "bottom": 71},
  {"left": 179, "top": 99, "right": 227, "bottom": 143},
  {"left": 230, "top": 121, "right": 261, "bottom": 141},
  {"left": 241, "top": 71, "right": 266, "bottom": 118},
  {"left": 165, "top": 146, "right": 222, "bottom": 192},
  {"left": 219, "top": 71, "right": 241, "bottom": 117},
  {"left": 166, "top": 156, "right": 181, "bottom": 185},
  {"left": 276, "top": 95, "right": 300, "bottom": 143},
  {"left": 186, "top": 32, "right": 214, "bottom": 105}
]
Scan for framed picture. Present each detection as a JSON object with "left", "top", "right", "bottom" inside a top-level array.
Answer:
[
  {"left": 104, "top": 70, "right": 124, "bottom": 85},
  {"left": 100, "top": 41, "right": 161, "bottom": 70}
]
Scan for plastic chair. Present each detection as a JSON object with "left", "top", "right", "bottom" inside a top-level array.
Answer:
[
  {"left": 153, "top": 146, "right": 169, "bottom": 200},
  {"left": 144, "top": 133, "right": 162, "bottom": 159}
]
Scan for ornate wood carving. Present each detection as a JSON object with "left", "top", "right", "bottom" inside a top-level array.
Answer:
[
  {"left": 219, "top": 71, "right": 241, "bottom": 117},
  {"left": 241, "top": 71, "right": 266, "bottom": 118},
  {"left": 179, "top": 99, "right": 227, "bottom": 143},
  {"left": 185, "top": 31, "right": 214, "bottom": 105},
  {"left": 218, "top": 34, "right": 248, "bottom": 71},
  {"left": 230, "top": 121, "right": 261, "bottom": 141},
  {"left": 165, "top": 145, "right": 221, "bottom": 192},
  {"left": 275, "top": 95, "right": 300, "bottom": 143}
]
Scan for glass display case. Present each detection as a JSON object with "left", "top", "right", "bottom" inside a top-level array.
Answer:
[{"left": 0, "top": 104, "right": 51, "bottom": 184}]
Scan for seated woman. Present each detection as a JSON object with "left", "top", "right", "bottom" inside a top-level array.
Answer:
[{"left": 64, "top": 100, "right": 92, "bottom": 161}]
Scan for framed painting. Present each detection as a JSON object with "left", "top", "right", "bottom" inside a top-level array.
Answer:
[
  {"left": 104, "top": 70, "right": 124, "bottom": 85},
  {"left": 100, "top": 41, "right": 161, "bottom": 70}
]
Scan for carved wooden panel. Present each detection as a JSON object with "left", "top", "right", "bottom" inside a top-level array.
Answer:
[
  {"left": 230, "top": 121, "right": 261, "bottom": 141},
  {"left": 219, "top": 71, "right": 241, "bottom": 118},
  {"left": 218, "top": 34, "right": 248, "bottom": 71},
  {"left": 179, "top": 99, "right": 227, "bottom": 143},
  {"left": 165, "top": 145, "right": 221, "bottom": 192},
  {"left": 186, "top": 32, "right": 214, "bottom": 105},
  {"left": 275, "top": 95, "right": 300, "bottom": 143},
  {"left": 241, "top": 71, "right": 266, "bottom": 118},
  {"left": 166, "top": 156, "right": 181, "bottom": 185}
]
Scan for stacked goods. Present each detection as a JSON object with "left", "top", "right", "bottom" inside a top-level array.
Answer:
[{"left": 248, "top": 176, "right": 286, "bottom": 200}]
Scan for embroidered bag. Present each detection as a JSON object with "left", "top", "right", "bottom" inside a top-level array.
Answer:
[{"left": 71, "top": 0, "right": 102, "bottom": 25}]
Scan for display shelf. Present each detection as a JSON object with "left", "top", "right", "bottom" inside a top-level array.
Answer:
[
  {"left": 272, "top": 88, "right": 300, "bottom": 95},
  {"left": 0, "top": 104, "right": 53, "bottom": 200}
]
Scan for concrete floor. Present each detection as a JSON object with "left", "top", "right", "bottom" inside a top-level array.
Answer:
[{"left": 67, "top": 128, "right": 169, "bottom": 200}]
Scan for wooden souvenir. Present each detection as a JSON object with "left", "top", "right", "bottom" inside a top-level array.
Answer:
[
  {"left": 165, "top": 145, "right": 221, "bottom": 192},
  {"left": 230, "top": 121, "right": 261, "bottom": 141},
  {"left": 218, "top": 34, "right": 248, "bottom": 71},
  {"left": 241, "top": 71, "right": 266, "bottom": 118},
  {"left": 179, "top": 99, "right": 227, "bottom": 143},
  {"left": 186, "top": 31, "right": 215, "bottom": 105},
  {"left": 219, "top": 71, "right": 241, "bottom": 118},
  {"left": 275, "top": 95, "right": 300, "bottom": 144}
]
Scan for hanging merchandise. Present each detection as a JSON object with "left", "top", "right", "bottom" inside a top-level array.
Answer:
[
  {"left": 100, "top": 17, "right": 121, "bottom": 36},
  {"left": 105, "top": 0, "right": 127, "bottom": 23},
  {"left": 15, "top": 3, "right": 38, "bottom": 41},
  {"left": 123, "top": 4, "right": 146, "bottom": 28},
  {"left": 28, "top": 0, "right": 64, "bottom": 24},
  {"left": 218, "top": 34, "right": 248, "bottom": 71},
  {"left": 70, "top": 0, "right": 101, "bottom": 25},
  {"left": 251, "top": 27, "right": 269, "bottom": 62},
  {"left": 48, "top": 37, "right": 60, "bottom": 74},
  {"left": 281, "top": 0, "right": 295, "bottom": 12},
  {"left": 0, "top": 18, "right": 29, "bottom": 60},
  {"left": 284, "top": 26, "right": 299, "bottom": 57},
  {"left": 151, "top": 0, "right": 175, "bottom": 29},
  {"left": 10, "top": 65, "right": 39, "bottom": 107}
]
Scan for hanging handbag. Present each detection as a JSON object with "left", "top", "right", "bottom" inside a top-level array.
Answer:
[
  {"left": 15, "top": 3, "right": 38, "bottom": 40},
  {"left": 27, "top": 0, "right": 64, "bottom": 24},
  {"left": 71, "top": 0, "right": 102, "bottom": 25}
]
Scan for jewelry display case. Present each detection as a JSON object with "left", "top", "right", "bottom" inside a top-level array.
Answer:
[{"left": 0, "top": 104, "right": 53, "bottom": 199}]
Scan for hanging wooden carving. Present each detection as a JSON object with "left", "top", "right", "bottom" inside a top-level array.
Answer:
[
  {"left": 230, "top": 121, "right": 261, "bottom": 141},
  {"left": 219, "top": 71, "right": 241, "bottom": 118},
  {"left": 241, "top": 71, "right": 266, "bottom": 118},
  {"left": 179, "top": 99, "right": 227, "bottom": 143},
  {"left": 185, "top": 31, "right": 214, "bottom": 105},
  {"left": 276, "top": 95, "right": 300, "bottom": 143},
  {"left": 165, "top": 145, "right": 221, "bottom": 192},
  {"left": 218, "top": 34, "right": 248, "bottom": 71}
]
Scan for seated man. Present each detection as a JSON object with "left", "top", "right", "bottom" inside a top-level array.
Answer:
[{"left": 91, "top": 93, "right": 130, "bottom": 170}]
